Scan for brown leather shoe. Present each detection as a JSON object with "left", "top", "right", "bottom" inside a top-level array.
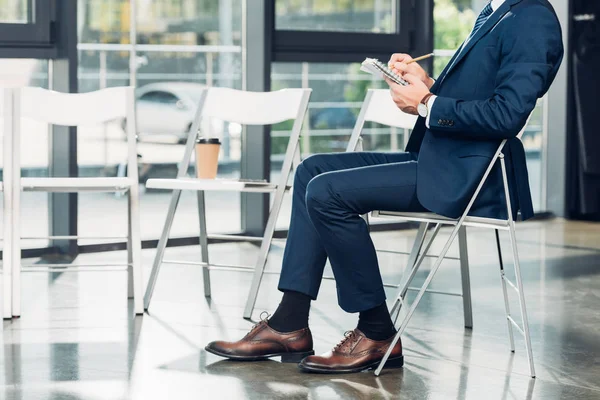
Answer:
[
  {"left": 298, "top": 329, "right": 403, "bottom": 374},
  {"left": 205, "top": 320, "right": 314, "bottom": 363}
]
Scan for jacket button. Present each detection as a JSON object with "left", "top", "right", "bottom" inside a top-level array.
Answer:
[{"left": 438, "top": 119, "right": 443, "bottom": 125}]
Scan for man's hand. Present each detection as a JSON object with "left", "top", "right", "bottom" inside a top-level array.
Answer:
[
  {"left": 386, "top": 74, "right": 431, "bottom": 116},
  {"left": 388, "top": 53, "right": 435, "bottom": 89}
]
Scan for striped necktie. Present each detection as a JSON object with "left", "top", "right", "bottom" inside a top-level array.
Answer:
[
  {"left": 467, "top": 2, "right": 494, "bottom": 42},
  {"left": 440, "top": 1, "right": 495, "bottom": 84}
]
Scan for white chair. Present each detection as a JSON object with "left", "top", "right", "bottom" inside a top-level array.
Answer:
[
  {"left": 240, "top": 88, "right": 476, "bottom": 325},
  {"left": 347, "top": 89, "right": 536, "bottom": 377},
  {"left": 143, "top": 87, "right": 312, "bottom": 315},
  {"left": 1, "top": 89, "right": 14, "bottom": 319},
  {"left": 7, "top": 86, "right": 144, "bottom": 317}
]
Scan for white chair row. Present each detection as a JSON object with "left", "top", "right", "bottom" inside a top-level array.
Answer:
[
  {"left": 0, "top": 85, "right": 313, "bottom": 321},
  {"left": 1, "top": 87, "right": 143, "bottom": 319},
  {"left": 1, "top": 85, "right": 535, "bottom": 378}
]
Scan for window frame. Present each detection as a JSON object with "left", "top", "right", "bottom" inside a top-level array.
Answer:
[{"left": 272, "top": 0, "right": 417, "bottom": 63}]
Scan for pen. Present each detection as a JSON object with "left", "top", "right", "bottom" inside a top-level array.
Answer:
[
  {"left": 407, "top": 53, "right": 435, "bottom": 64},
  {"left": 389, "top": 53, "right": 435, "bottom": 67}
]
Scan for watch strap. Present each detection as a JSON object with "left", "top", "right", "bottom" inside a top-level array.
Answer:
[{"left": 420, "top": 93, "right": 435, "bottom": 106}]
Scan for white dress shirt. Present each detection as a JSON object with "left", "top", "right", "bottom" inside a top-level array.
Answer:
[{"left": 426, "top": 0, "right": 506, "bottom": 128}]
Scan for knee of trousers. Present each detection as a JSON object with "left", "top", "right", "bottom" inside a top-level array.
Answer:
[
  {"left": 294, "top": 154, "right": 326, "bottom": 190},
  {"left": 305, "top": 174, "right": 336, "bottom": 214}
]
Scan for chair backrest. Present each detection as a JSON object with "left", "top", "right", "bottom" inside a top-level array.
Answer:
[
  {"left": 200, "top": 87, "right": 311, "bottom": 126},
  {"left": 5, "top": 86, "right": 139, "bottom": 181},
  {"left": 174, "top": 87, "right": 311, "bottom": 181},
  {"left": 362, "top": 89, "right": 418, "bottom": 129},
  {"left": 347, "top": 89, "right": 418, "bottom": 152},
  {"left": 17, "top": 86, "right": 133, "bottom": 126}
]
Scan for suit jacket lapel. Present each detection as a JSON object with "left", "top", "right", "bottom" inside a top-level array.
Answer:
[{"left": 437, "top": 0, "right": 521, "bottom": 87}]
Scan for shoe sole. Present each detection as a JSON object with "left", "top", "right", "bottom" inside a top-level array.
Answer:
[
  {"left": 205, "top": 346, "right": 314, "bottom": 363},
  {"left": 297, "top": 355, "right": 404, "bottom": 374}
]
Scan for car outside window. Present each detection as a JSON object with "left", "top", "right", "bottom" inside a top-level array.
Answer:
[{"left": 139, "top": 91, "right": 180, "bottom": 105}]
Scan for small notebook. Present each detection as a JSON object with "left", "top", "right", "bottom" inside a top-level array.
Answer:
[{"left": 360, "top": 58, "right": 409, "bottom": 86}]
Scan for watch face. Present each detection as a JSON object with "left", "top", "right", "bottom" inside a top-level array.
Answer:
[{"left": 418, "top": 103, "right": 428, "bottom": 118}]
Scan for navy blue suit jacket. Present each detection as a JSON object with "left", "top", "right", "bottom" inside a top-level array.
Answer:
[{"left": 406, "top": 0, "right": 564, "bottom": 220}]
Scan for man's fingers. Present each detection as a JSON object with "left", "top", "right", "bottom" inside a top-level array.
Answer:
[
  {"left": 393, "top": 62, "right": 409, "bottom": 74},
  {"left": 384, "top": 76, "right": 400, "bottom": 88},
  {"left": 403, "top": 73, "right": 421, "bottom": 85},
  {"left": 388, "top": 53, "right": 413, "bottom": 66}
]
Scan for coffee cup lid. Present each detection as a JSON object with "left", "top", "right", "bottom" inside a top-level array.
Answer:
[{"left": 196, "top": 137, "right": 221, "bottom": 145}]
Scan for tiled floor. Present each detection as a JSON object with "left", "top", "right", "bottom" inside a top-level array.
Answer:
[{"left": 2, "top": 218, "right": 600, "bottom": 399}]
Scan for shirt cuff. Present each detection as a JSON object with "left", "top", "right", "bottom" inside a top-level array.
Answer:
[{"left": 425, "top": 95, "right": 437, "bottom": 129}]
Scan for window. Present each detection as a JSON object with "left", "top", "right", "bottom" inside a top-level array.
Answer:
[
  {"left": 0, "top": 0, "right": 31, "bottom": 23},
  {"left": 0, "top": 0, "right": 53, "bottom": 46},
  {"left": 77, "top": 0, "right": 245, "bottom": 243},
  {"left": 272, "top": 0, "right": 415, "bottom": 63},
  {"left": 276, "top": 0, "right": 398, "bottom": 33}
]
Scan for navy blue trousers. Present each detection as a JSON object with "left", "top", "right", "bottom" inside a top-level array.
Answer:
[{"left": 278, "top": 151, "right": 426, "bottom": 313}]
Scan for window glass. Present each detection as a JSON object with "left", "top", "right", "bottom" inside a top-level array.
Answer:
[
  {"left": 0, "top": 0, "right": 31, "bottom": 23},
  {"left": 77, "top": 0, "right": 244, "bottom": 243},
  {"left": 276, "top": 0, "right": 397, "bottom": 33}
]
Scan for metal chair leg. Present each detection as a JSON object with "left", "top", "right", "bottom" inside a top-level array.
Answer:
[
  {"left": 2, "top": 180, "right": 13, "bottom": 319},
  {"left": 508, "top": 223, "right": 536, "bottom": 378},
  {"left": 11, "top": 168, "right": 21, "bottom": 318},
  {"left": 128, "top": 185, "right": 144, "bottom": 315},
  {"left": 458, "top": 226, "right": 473, "bottom": 329},
  {"left": 144, "top": 189, "right": 184, "bottom": 310},
  {"left": 390, "top": 222, "right": 429, "bottom": 321},
  {"left": 499, "top": 154, "right": 535, "bottom": 378},
  {"left": 376, "top": 223, "right": 464, "bottom": 376},
  {"left": 496, "top": 229, "right": 515, "bottom": 352},
  {"left": 127, "top": 208, "right": 134, "bottom": 300},
  {"left": 243, "top": 184, "right": 288, "bottom": 320},
  {"left": 197, "top": 191, "right": 211, "bottom": 298},
  {"left": 390, "top": 223, "right": 441, "bottom": 323}
]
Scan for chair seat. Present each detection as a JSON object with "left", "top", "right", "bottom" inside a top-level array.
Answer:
[
  {"left": 21, "top": 177, "right": 132, "bottom": 192},
  {"left": 372, "top": 210, "right": 510, "bottom": 229},
  {"left": 146, "top": 178, "right": 279, "bottom": 193}
]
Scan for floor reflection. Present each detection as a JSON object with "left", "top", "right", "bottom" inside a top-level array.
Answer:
[{"left": 1, "top": 219, "right": 600, "bottom": 399}]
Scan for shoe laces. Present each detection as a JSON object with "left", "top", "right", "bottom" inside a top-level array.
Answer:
[
  {"left": 246, "top": 311, "right": 270, "bottom": 336},
  {"left": 334, "top": 330, "right": 357, "bottom": 352}
]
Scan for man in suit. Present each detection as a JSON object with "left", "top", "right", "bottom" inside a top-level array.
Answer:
[{"left": 206, "top": 0, "right": 564, "bottom": 374}]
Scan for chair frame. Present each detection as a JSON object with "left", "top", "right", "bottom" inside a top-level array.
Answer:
[
  {"left": 142, "top": 87, "right": 312, "bottom": 317},
  {"left": 6, "top": 86, "right": 144, "bottom": 317},
  {"left": 347, "top": 89, "right": 535, "bottom": 378},
  {"left": 2, "top": 90, "right": 14, "bottom": 319}
]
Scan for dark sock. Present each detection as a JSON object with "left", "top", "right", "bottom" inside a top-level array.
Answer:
[
  {"left": 267, "top": 290, "right": 312, "bottom": 333},
  {"left": 357, "top": 302, "right": 397, "bottom": 341}
]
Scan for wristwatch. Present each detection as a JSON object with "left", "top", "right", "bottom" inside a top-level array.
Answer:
[{"left": 418, "top": 93, "right": 435, "bottom": 118}]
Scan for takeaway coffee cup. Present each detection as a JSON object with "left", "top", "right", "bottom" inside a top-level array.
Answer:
[{"left": 195, "top": 137, "right": 221, "bottom": 179}]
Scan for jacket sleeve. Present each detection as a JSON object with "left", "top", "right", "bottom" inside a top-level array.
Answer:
[{"left": 429, "top": 6, "right": 564, "bottom": 140}]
